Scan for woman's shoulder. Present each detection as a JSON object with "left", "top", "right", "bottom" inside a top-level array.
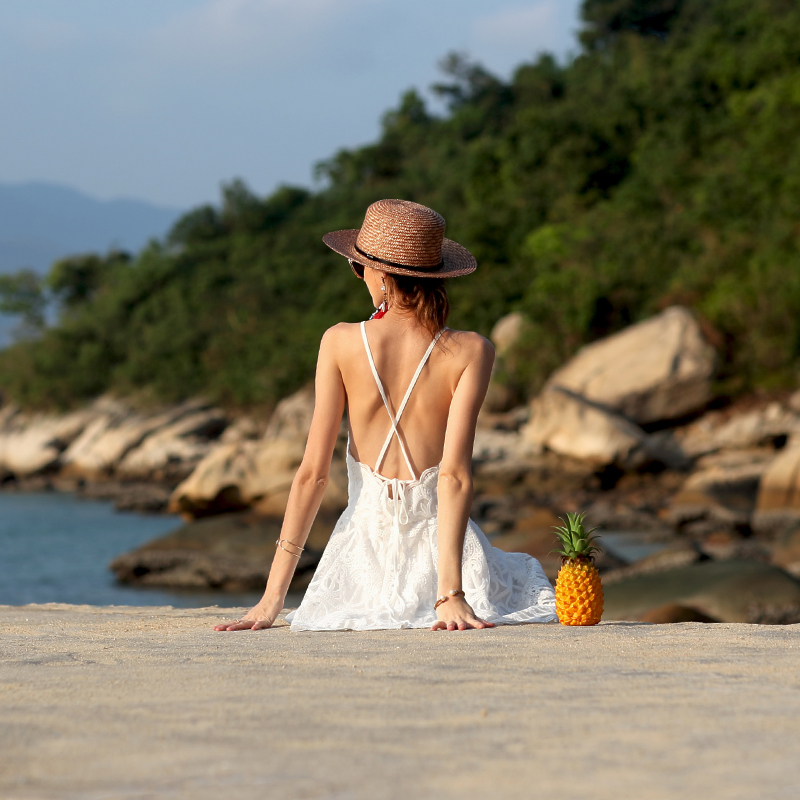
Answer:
[
  {"left": 320, "top": 321, "right": 362, "bottom": 346},
  {"left": 318, "top": 323, "right": 364, "bottom": 367},
  {"left": 443, "top": 328, "right": 495, "bottom": 361}
]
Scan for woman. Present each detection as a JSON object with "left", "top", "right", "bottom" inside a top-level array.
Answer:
[{"left": 215, "top": 199, "right": 556, "bottom": 633}]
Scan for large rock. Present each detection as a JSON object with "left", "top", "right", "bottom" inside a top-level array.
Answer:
[
  {"left": 169, "top": 387, "right": 348, "bottom": 519},
  {"left": 109, "top": 511, "right": 334, "bottom": 591},
  {"left": 772, "top": 527, "right": 800, "bottom": 578},
  {"left": 603, "top": 559, "right": 800, "bottom": 623},
  {"left": 755, "top": 441, "right": 800, "bottom": 510},
  {"left": 665, "top": 448, "right": 776, "bottom": 536},
  {"left": 682, "top": 449, "right": 775, "bottom": 503},
  {"left": 602, "top": 540, "right": 707, "bottom": 585},
  {"left": 482, "top": 313, "right": 529, "bottom": 413},
  {"left": 754, "top": 441, "right": 800, "bottom": 535},
  {"left": 0, "top": 397, "right": 232, "bottom": 483},
  {"left": 0, "top": 406, "right": 94, "bottom": 477},
  {"left": 521, "top": 386, "right": 682, "bottom": 468},
  {"left": 674, "top": 402, "right": 800, "bottom": 459},
  {"left": 546, "top": 306, "right": 716, "bottom": 424},
  {"left": 490, "top": 312, "right": 527, "bottom": 357},
  {"left": 61, "top": 398, "right": 217, "bottom": 478},
  {"left": 116, "top": 408, "right": 228, "bottom": 482}
]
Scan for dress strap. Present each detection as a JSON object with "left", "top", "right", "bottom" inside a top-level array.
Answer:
[{"left": 360, "top": 321, "right": 443, "bottom": 479}]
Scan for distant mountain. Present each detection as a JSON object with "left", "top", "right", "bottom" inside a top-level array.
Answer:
[{"left": 0, "top": 182, "right": 183, "bottom": 274}]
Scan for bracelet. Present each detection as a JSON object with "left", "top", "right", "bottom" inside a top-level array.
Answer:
[
  {"left": 434, "top": 589, "right": 465, "bottom": 610},
  {"left": 276, "top": 538, "right": 304, "bottom": 558}
]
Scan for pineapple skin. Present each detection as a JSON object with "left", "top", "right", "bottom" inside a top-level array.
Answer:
[{"left": 555, "top": 560, "right": 604, "bottom": 626}]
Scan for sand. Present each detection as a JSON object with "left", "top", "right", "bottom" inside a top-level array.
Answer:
[{"left": 1, "top": 605, "right": 798, "bottom": 800}]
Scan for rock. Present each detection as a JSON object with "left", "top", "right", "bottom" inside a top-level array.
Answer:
[
  {"left": 0, "top": 397, "right": 231, "bottom": 484},
  {"left": 663, "top": 448, "right": 776, "bottom": 536},
  {"left": 169, "top": 387, "right": 348, "bottom": 519},
  {"left": 665, "top": 487, "right": 751, "bottom": 537},
  {"left": 639, "top": 604, "right": 719, "bottom": 623},
  {"left": 472, "top": 427, "right": 530, "bottom": 463},
  {"left": 602, "top": 559, "right": 800, "bottom": 622},
  {"left": 490, "top": 312, "right": 527, "bottom": 357},
  {"left": 481, "top": 381, "right": 517, "bottom": 414},
  {"left": 584, "top": 500, "right": 671, "bottom": 532},
  {"left": 510, "top": 506, "right": 563, "bottom": 533},
  {"left": 0, "top": 406, "right": 94, "bottom": 477},
  {"left": 80, "top": 481, "right": 172, "bottom": 513},
  {"left": 755, "top": 441, "right": 800, "bottom": 512},
  {"left": 62, "top": 398, "right": 217, "bottom": 479},
  {"left": 168, "top": 441, "right": 259, "bottom": 517},
  {"left": 682, "top": 449, "right": 774, "bottom": 506},
  {"left": 109, "top": 511, "right": 334, "bottom": 591},
  {"left": 546, "top": 306, "right": 716, "bottom": 424},
  {"left": 219, "top": 416, "right": 263, "bottom": 443},
  {"left": 482, "top": 313, "right": 529, "bottom": 414},
  {"left": 674, "top": 402, "right": 799, "bottom": 459},
  {"left": 748, "top": 605, "right": 800, "bottom": 624},
  {"left": 752, "top": 441, "right": 800, "bottom": 536},
  {"left": 521, "top": 386, "right": 682, "bottom": 469},
  {"left": 772, "top": 527, "right": 800, "bottom": 577},
  {"left": 264, "top": 385, "right": 315, "bottom": 441},
  {"left": 116, "top": 409, "right": 228, "bottom": 482},
  {"left": 477, "top": 405, "right": 529, "bottom": 432},
  {"left": 602, "top": 541, "right": 707, "bottom": 585},
  {"left": 699, "top": 537, "right": 772, "bottom": 564}
]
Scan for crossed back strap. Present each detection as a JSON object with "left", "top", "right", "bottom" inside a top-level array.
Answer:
[{"left": 360, "top": 321, "right": 443, "bottom": 479}]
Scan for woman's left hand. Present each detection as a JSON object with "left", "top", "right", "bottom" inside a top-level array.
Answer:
[
  {"left": 430, "top": 596, "right": 495, "bottom": 631},
  {"left": 213, "top": 595, "right": 284, "bottom": 631}
]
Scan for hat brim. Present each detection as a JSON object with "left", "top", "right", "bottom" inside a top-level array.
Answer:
[{"left": 322, "top": 229, "right": 477, "bottom": 279}]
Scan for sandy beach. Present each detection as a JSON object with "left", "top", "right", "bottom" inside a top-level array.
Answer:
[{"left": 0, "top": 605, "right": 798, "bottom": 799}]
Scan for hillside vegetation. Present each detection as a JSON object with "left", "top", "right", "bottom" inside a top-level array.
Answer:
[{"left": 2, "top": 0, "right": 800, "bottom": 409}]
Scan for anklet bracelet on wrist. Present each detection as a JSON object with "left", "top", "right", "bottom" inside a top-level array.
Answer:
[
  {"left": 276, "top": 538, "right": 304, "bottom": 557},
  {"left": 434, "top": 589, "right": 465, "bottom": 610}
]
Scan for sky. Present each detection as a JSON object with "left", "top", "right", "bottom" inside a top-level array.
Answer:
[{"left": 0, "top": 1, "right": 584, "bottom": 210}]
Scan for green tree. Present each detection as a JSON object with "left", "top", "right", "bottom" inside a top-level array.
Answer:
[
  {"left": 3, "top": 0, "right": 800, "bottom": 409},
  {"left": 46, "top": 252, "right": 130, "bottom": 311},
  {"left": 0, "top": 269, "right": 46, "bottom": 334}
]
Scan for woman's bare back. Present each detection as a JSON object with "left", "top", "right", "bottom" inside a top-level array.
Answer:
[{"left": 331, "top": 318, "right": 492, "bottom": 480}]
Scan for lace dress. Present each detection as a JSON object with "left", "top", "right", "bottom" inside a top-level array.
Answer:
[{"left": 285, "top": 322, "right": 556, "bottom": 631}]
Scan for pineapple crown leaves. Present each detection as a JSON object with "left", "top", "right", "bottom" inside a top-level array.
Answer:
[{"left": 550, "top": 511, "right": 602, "bottom": 561}]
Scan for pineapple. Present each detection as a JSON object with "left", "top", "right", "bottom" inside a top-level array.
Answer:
[{"left": 552, "top": 512, "right": 604, "bottom": 626}]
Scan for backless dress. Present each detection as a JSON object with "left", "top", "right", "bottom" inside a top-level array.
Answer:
[{"left": 286, "top": 322, "right": 556, "bottom": 631}]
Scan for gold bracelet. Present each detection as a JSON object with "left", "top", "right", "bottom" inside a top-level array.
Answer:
[
  {"left": 434, "top": 589, "right": 465, "bottom": 610},
  {"left": 276, "top": 538, "right": 304, "bottom": 558}
]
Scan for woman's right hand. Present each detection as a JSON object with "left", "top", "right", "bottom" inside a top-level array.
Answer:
[
  {"left": 213, "top": 595, "right": 284, "bottom": 631},
  {"left": 430, "top": 596, "right": 495, "bottom": 631}
]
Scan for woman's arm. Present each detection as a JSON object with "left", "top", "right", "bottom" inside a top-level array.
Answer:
[
  {"left": 432, "top": 333, "right": 495, "bottom": 632},
  {"left": 215, "top": 326, "right": 347, "bottom": 631}
]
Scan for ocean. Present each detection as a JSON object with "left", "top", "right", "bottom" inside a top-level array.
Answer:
[
  {"left": 0, "top": 492, "right": 262, "bottom": 608},
  {"left": 0, "top": 491, "right": 662, "bottom": 610}
]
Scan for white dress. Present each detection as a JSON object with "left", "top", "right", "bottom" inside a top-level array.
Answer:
[{"left": 286, "top": 322, "right": 556, "bottom": 631}]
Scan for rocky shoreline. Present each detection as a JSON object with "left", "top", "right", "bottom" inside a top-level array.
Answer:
[{"left": 3, "top": 305, "right": 800, "bottom": 621}]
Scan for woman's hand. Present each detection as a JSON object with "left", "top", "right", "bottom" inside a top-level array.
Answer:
[
  {"left": 213, "top": 595, "right": 284, "bottom": 631},
  {"left": 430, "top": 596, "right": 495, "bottom": 631}
]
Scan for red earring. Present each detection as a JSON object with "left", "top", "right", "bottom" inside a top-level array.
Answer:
[{"left": 369, "top": 279, "right": 387, "bottom": 320}]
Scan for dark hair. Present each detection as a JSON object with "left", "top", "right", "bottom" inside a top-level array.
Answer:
[{"left": 385, "top": 275, "right": 449, "bottom": 338}]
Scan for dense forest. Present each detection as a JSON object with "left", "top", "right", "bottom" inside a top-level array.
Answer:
[{"left": 2, "top": 0, "right": 800, "bottom": 410}]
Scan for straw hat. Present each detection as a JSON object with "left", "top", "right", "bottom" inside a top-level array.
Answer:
[{"left": 323, "top": 199, "right": 477, "bottom": 279}]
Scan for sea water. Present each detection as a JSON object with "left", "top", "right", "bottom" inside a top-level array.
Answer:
[
  {"left": 0, "top": 492, "right": 664, "bottom": 609},
  {"left": 0, "top": 492, "right": 262, "bottom": 608}
]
